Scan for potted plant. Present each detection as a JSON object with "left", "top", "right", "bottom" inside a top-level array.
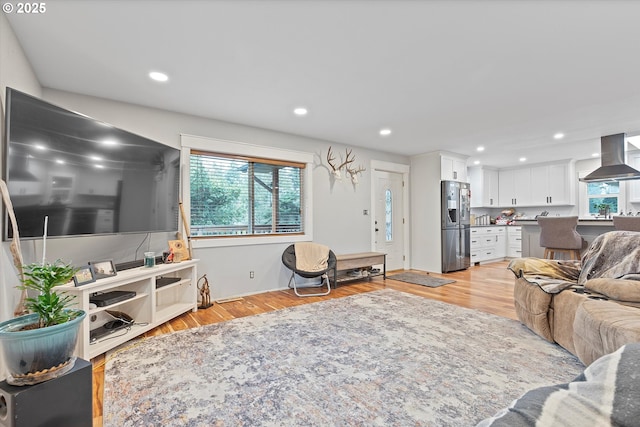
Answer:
[
  {"left": 0, "top": 260, "right": 86, "bottom": 386},
  {"left": 593, "top": 202, "right": 610, "bottom": 216}
]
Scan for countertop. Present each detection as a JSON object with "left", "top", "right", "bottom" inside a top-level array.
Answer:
[
  {"left": 471, "top": 224, "right": 519, "bottom": 228},
  {"left": 472, "top": 218, "right": 619, "bottom": 227},
  {"left": 513, "top": 218, "right": 614, "bottom": 227}
]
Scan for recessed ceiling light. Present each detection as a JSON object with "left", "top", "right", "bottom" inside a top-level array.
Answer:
[
  {"left": 592, "top": 152, "right": 600, "bottom": 157},
  {"left": 473, "top": 160, "right": 480, "bottom": 165},
  {"left": 55, "top": 159, "right": 65, "bottom": 164},
  {"left": 90, "top": 155, "right": 103, "bottom": 161},
  {"left": 34, "top": 144, "right": 47, "bottom": 151},
  {"left": 553, "top": 133, "right": 565, "bottom": 140},
  {"left": 293, "top": 107, "right": 308, "bottom": 116},
  {"left": 94, "top": 164, "right": 104, "bottom": 169},
  {"left": 102, "top": 139, "right": 118, "bottom": 146},
  {"left": 379, "top": 128, "right": 392, "bottom": 136},
  {"left": 519, "top": 157, "right": 527, "bottom": 162},
  {"left": 149, "top": 71, "right": 169, "bottom": 82},
  {"left": 476, "top": 146, "right": 485, "bottom": 152}
]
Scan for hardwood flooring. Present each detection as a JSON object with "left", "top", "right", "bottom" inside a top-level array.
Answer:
[{"left": 91, "top": 260, "right": 516, "bottom": 426}]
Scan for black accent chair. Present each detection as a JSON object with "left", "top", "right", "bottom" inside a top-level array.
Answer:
[{"left": 282, "top": 243, "right": 337, "bottom": 297}]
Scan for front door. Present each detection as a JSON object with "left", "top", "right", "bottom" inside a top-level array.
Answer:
[{"left": 374, "top": 171, "right": 404, "bottom": 271}]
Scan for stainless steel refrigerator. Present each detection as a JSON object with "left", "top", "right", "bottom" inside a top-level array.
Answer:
[{"left": 441, "top": 180, "right": 471, "bottom": 273}]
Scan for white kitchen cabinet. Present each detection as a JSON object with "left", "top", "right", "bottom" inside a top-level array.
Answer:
[
  {"left": 499, "top": 161, "right": 574, "bottom": 207},
  {"left": 530, "top": 163, "right": 574, "bottom": 205},
  {"left": 507, "top": 226, "right": 522, "bottom": 258},
  {"left": 441, "top": 154, "right": 468, "bottom": 182},
  {"left": 629, "top": 153, "right": 640, "bottom": 202},
  {"left": 499, "top": 168, "right": 531, "bottom": 206},
  {"left": 470, "top": 226, "right": 506, "bottom": 263},
  {"left": 469, "top": 167, "right": 499, "bottom": 207}
]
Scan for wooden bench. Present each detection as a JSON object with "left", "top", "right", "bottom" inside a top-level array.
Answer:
[{"left": 333, "top": 252, "right": 386, "bottom": 285}]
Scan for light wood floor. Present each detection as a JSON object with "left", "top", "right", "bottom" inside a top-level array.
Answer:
[{"left": 91, "top": 260, "right": 515, "bottom": 426}]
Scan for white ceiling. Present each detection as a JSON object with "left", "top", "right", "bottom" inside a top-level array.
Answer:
[{"left": 5, "top": 0, "right": 640, "bottom": 168}]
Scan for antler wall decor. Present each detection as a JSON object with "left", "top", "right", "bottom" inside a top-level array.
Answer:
[{"left": 326, "top": 146, "right": 366, "bottom": 184}]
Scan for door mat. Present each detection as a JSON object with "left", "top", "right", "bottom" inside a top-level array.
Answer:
[{"left": 387, "top": 272, "right": 456, "bottom": 288}]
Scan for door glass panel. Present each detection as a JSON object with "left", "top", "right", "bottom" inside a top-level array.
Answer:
[{"left": 385, "top": 189, "right": 392, "bottom": 241}]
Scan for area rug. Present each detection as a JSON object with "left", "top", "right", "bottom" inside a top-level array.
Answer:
[
  {"left": 103, "top": 289, "right": 583, "bottom": 426},
  {"left": 387, "top": 271, "right": 456, "bottom": 287}
]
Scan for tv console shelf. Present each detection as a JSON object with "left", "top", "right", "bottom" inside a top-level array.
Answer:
[{"left": 57, "top": 259, "right": 198, "bottom": 360}]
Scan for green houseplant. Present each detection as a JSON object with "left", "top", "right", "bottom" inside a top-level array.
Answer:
[
  {"left": 593, "top": 202, "right": 611, "bottom": 215},
  {"left": 0, "top": 260, "right": 86, "bottom": 386}
]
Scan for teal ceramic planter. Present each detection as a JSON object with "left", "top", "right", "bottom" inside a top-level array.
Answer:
[{"left": 0, "top": 310, "right": 86, "bottom": 385}]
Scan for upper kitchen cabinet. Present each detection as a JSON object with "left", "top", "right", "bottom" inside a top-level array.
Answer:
[
  {"left": 498, "top": 168, "right": 531, "bottom": 206},
  {"left": 468, "top": 166, "right": 499, "bottom": 207},
  {"left": 498, "top": 160, "right": 575, "bottom": 208},
  {"left": 441, "top": 153, "right": 468, "bottom": 182},
  {"left": 529, "top": 162, "right": 575, "bottom": 206},
  {"left": 629, "top": 152, "right": 640, "bottom": 202}
]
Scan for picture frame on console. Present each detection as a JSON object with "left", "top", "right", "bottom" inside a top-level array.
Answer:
[
  {"left": 73, "top": 265, "right": 96, "bottom": 287},
  {"left": 89, "top": 260, "right": 117, "bottom": 279}
]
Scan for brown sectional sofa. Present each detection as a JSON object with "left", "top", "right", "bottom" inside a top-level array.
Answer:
[
  {"left": 510, "top": 230, "right": 640, "bottom": 366},
  {"left": 514, "top": 276, "right": 640, "bottom": 365}
]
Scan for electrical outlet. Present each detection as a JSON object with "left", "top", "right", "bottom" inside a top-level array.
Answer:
[
  {"left": 363, "top": 209, "right": 368, "bottom": 215},
  {"left": 250, "top": 271, "right": 254, "bottom": 279}
]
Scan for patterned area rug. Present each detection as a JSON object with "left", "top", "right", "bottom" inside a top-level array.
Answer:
[
  {"left": 387, "top": 271, "right": 456, "bottom": 287},
  {"left": 103, "top": 289, "right": 583, "bottom": 426}
]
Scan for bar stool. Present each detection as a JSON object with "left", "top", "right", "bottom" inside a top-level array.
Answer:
[
  {"left": 537, "top": 216, "right": 583, "bottom": 260},
  {"left": 612, "top": 216, "right": 640, "bottom": 231}
]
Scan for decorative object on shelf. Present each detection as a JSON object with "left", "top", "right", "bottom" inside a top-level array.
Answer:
[
  {"left": 0, "top": 179, "right": 27, "bottom": 316},
  {"left": 73, "top": 265, "right": 96, "bottom": 286},
  {"left": 144, "top": 251, "right": 156, "bottom": 268},
  {"left": 326, "top": 146, "right": 366, "bottom": 184},
  {"left": 197, "top": 274, "right": 213, "bottom": 309},
  {"left": 89, "top": 259, "right": 117, "bottom": 278},
  {"left": 0, "top": 260, "right": 86, "bottom": 386},
  {"left": 168, "top": 239, "right": 190, "bottom": 262}
]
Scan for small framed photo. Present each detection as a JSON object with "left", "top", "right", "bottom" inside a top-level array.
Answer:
[
  {"left": 73, "top": 265, "right": 95, "bottom": 287},
  {"left": 89, "top": 260, "right": 117, "bottom": 279}
]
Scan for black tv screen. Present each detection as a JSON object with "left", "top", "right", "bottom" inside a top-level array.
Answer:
[{"left": 3, "top": 88, "right": 180, "bottom": 240}]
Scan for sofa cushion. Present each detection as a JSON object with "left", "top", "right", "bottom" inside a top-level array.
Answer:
[
  {"left": 573, "top": 299, "right": 640, "bottom": 366},
  {"left": 549, "top": 290, "right": 588, "bottom": 355},
  {"left": 585, "top": 278, "right": 640, "bottom": 303},
  {"left": 513, "top": 277, "right": 554, "bottom": 342}
]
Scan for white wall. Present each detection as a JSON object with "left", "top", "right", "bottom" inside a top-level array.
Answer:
[
  {"left": 410, "top": 152, "right": 442, "bottom": 272},
  {"left": 0, "top": 12, "right": 43, "bottom": 322},
  {"left": 0, "top": 16, "right": 410, "bottom": 316}
]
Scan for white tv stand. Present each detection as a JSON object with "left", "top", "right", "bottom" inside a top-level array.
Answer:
[{"left": 59, "top": 259, "right": 198, "bottom": 360}]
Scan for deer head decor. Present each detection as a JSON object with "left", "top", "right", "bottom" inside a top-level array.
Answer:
[{"left": 327, "top": 146, "right": 366, "bottom": 184}]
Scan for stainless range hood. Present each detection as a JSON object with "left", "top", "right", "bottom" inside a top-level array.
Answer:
[{"left": 579, "top": 133, "right": 640, "bottom": 182}]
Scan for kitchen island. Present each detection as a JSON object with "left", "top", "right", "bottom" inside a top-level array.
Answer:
[{"left": 514, "top": 218, "right": 615, "bottom": 258}]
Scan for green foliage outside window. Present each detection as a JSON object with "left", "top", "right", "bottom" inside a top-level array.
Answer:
[{"left": 190, "top": 153, "right": 303, "bottom": 237}]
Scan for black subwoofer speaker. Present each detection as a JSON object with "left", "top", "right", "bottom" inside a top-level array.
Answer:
[{"left": 0, "top": 358, "right": 92, "bottom": 427}]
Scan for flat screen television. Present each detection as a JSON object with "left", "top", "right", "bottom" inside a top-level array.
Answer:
[{"left": 3, "top": 88, "right": 180, "bottom": 240}]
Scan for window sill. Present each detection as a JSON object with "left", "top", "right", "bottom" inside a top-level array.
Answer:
[{"left": 192, "top": 233, "right": 311, "bottom": 248}]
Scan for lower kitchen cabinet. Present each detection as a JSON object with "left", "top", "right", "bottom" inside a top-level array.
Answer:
[
  {"left": 507, "top": 226, "right": 522, "bottom": 258},
  {"left": 470, "top": 226, "right": 506, "bottom": 264},
  {"left": 471, "top": 226, "right": 522, "bottom": 263}
]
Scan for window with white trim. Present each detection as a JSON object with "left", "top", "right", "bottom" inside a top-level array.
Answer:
[
  {"left": 586, "top": 181, "right": 619, "bottom": 216},
  {"left": 189, "top": 150, "right": 304, "bottom": 238}
]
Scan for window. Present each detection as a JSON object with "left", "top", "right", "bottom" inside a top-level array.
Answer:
[
  {"left": 190, "top": 151, "right": 304, "bottom": 238},
  {"left": 385, "top": 189, "right": 392, "bottom": 241},
  {"left": 586, "top": 181, "right": 619, "bottom": 215}
]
